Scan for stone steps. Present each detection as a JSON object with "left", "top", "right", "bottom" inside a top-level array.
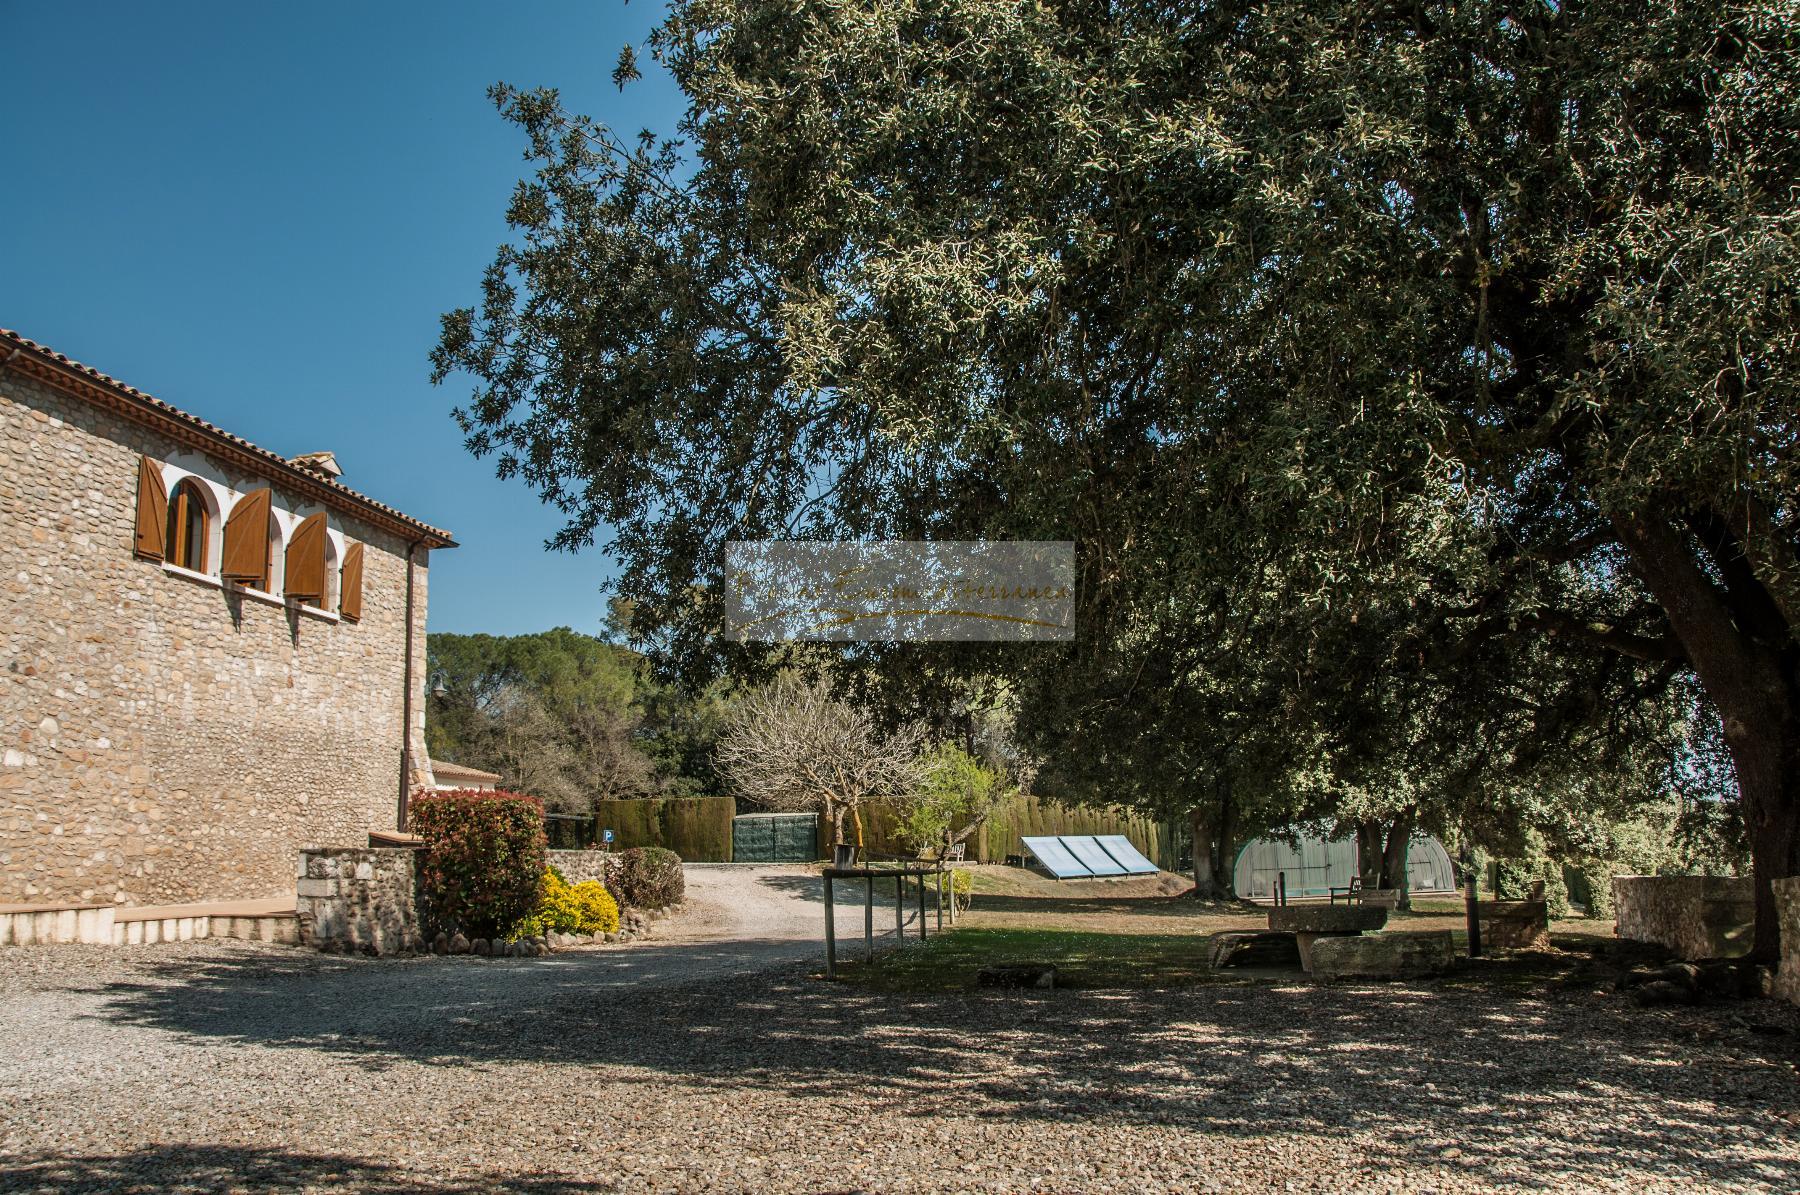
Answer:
[
  {"left": 0, "top": 898, "right": 299, "bottom": 947},
  {"left": 0, "top": 903, "right": 117, "bottom": 946}
]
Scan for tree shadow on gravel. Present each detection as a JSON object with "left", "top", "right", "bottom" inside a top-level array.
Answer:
[
  {"left": 81, "top": 943, "right": 1800, "bottom": 1191},
  {"left": 0, "top": 1145, "right": 608, "bottom": 1194}
]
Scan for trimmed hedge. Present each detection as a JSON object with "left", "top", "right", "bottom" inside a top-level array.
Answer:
[
  {"left": 413, "top": 789, "right": 547, "bottom": 938},
  {"left": 608, "top": 846, "right": 685, "bottom": 910},
  {"left": 843, "top": 795, "right": 1173, "bottom": 867},
  {"left": 594, "top": 796, "right": 734, "bottom": 860}
]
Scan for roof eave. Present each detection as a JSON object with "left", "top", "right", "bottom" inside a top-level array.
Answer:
[{"left": 2, "top": 331, "right": 457, "bottom": 549}]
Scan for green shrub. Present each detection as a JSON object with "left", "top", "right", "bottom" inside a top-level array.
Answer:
[
  {"left": 518, "top": 866, "right": 620, "bottom": 937},
  {"left": 413, "top": 789, "right": 547, "bottom": 938},
  {"left": 609, "top": 846, "right": 685, "bottom": 910}
]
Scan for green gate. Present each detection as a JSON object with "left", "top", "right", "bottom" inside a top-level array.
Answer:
[{"left": 731, "top": 813, "right": 819, "bottom": 863}]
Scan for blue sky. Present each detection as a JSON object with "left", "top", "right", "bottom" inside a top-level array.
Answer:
[{"left": 1, "top": 2, "right": 683, "bottom": 636}]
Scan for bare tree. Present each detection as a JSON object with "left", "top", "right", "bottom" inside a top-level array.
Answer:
[
  {"left": 716, "top": 676, "right": 926, "bottom": 847},
  {"left": 568, "top": 704, "right": 657, "bottom": 802},
  {"left": 482, "top": 686, "right": 582, "bottom": 810}
]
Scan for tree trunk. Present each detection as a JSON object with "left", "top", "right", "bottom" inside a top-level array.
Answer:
[
  {"left": 1380, "top": 809, "right": 1416, "bottom": 910},
  {"left": 1188, "top": 805, "right": 1218, "bottom": 898},
  {"left": 1211, "top": 792, "right": 1238, "bottom": 898},
  {"left": 1726, "top": 715, "right": 1800, "bottom": 964},
  {"left": 1355, "top": 822, "right": 1384, "bottom": 886},
  {"left": 829, "top": 801, "right": 846, "bottom": 848},
  {"left": 1611, "top": 512, "right": 1800, "bottom": 963}
]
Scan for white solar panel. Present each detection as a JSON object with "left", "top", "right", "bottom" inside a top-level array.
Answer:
[
  {"left": 1061, "top": 835, "right": 1128, "bottom": 876},
  {"left": 1022, "top": 835, "right": 1092, "bottom": 878},
  {"left": 1095, "top": 835, "right": 1159, "bottom": 875}
]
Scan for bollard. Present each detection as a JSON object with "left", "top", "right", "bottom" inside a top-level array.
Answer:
[{"left": 824, "top": 871, "right": 837, "bottom": 979}]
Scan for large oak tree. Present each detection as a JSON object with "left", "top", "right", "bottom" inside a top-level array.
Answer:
[{"left": 436, "top": 0, "right": 1797, "bottom": 956}]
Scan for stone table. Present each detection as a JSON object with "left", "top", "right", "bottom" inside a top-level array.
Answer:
[{"left": 1267, "top": 904, "right": 1388, "bottom": 971}]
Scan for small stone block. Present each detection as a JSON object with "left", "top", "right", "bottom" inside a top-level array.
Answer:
[{"left": 977, "top": 963, "right": 1057, "bottom": 989}]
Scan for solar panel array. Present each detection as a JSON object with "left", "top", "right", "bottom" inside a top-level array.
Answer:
[{"left": 1021, "top": 834, "right": 1160, "bottom": 879}]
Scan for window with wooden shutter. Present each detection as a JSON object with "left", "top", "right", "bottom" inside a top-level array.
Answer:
[
  {"left": 133, "top": 456, "right": 168, "bottom": 561},
  {"left": 165, "top": 479, "right": 210, "bottom": 573},
  {"left": 221, "top": 488, "right": 273, "bottom": 589},
  {"left": 340, "top": 542, "right": 365, "bottom": 622},
  {"left": 285, "top": 513, "right": 328, "bottom": 606}
]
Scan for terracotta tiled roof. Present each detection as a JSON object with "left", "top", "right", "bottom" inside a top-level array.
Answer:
[
  {"left": 430, "top": 760, "right": 503, "bottom": 782},
  {"left": 1, "top": 328, "right": 456, "bottom": 548}
]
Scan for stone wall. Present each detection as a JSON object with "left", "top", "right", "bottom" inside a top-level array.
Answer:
[
  {"left": 1613, "top": 875, "right": 1755, "bottom": 960},
  {"left": 0, "top": 369, "right": 435, "bottom": 905},
  {"left": 297, "top": 847, "right": 422, "bottom": 955},
  {"left": 548, "top": 849, "right": 616, "bottom": 887},
  {"left": 1776, "top": 877, "right": 1800, "bottom": 1007}
]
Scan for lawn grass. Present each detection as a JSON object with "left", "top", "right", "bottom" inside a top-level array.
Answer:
[{"left": 830, "top": 926, "right": 1225, "bottom": 992}]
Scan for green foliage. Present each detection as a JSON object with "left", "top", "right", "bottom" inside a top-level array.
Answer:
[
  {"left": 435, "top": 0, "right": 1800, "bottom": 940},
  {"left": 517, "top": 866, "right": 620, "bottom": 937},
  {"left": 1566, "top": 799, "right": 1751, "bottom": 918},
  {"left": 1492, "top": 833, "right": 1573, "bottom": 919},
  {"left": 413, "top": 790, "right": 547, "bottom": 938},
  {"left": 608, "top": 846, "right": 685, "bottom": 910},
  {"left": 896, "top": 744, "right": 1013, "bottom": 853},
  {"left": 426, "top": 628, "right": 718, "bottom": 809}
]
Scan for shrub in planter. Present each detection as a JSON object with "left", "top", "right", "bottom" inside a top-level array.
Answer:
[
  {"left": 518, "top": 866, "right": 621, "bottom": 937},
  {"left": 413, "top": 789, "right": 546, "bottom": 938},
  {"left": 609, "top": 846, "right": 685, "bottom": 910},
  {"left": 947, "top": 867, "right": 973, "bottom": 912}
]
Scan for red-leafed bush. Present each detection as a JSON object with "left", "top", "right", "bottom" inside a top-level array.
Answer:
[{"left": 412, "top": 789, "right": 546, "bottom": 937}]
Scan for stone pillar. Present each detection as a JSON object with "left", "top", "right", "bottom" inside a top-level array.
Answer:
[
  {"left": 404, "top": 551, "right": 436, "bottom": 796},
  {"left": 296, "top": 847, "right": 422, "bottom": 955}
]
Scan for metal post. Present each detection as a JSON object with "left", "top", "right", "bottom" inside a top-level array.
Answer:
[
  {"left": 936, "top": 866, "right": 944, "bottom": 932},
  {"left": 1276, "top": 871, "right": 1287, "bottom": 907},
  {"left": 865, "top": 874, "right": 874, "bottom": 960},
  {"left": 1464, "top": 850, "right": 1483, "bottom": 958},
  {"left": 917, "top": 873, "right": 927, "bottom": 940},
  {"left": 895, "top": 872, "right": 904, "bottom": 940},
  {"left": 824, "top": 871, "right": 837, "bottom": 979}
]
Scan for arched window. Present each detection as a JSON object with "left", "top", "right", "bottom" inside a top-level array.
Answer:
[{"left": 165, "top": 479, "right": 210, "bottom": 573}]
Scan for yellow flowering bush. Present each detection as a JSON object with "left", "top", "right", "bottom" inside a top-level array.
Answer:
[{"left": 515, "top": 866, "right": 620, "bottom": 937}]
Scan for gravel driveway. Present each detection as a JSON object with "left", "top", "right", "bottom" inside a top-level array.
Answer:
[{"left": 2, "top": 865, "right": 1797, "bottom": 1193}]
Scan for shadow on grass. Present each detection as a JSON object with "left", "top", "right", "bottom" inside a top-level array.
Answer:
[
  {"left": 832, "top": 927, "right": 1221, "bottom": 991},
  {"left": 0, "top": 1145, "right": 607, "bottom": 1194}
]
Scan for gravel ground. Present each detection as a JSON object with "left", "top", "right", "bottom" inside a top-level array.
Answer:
[{"left": 2, "top": 866, "right": 1797, "bottom": 1194}]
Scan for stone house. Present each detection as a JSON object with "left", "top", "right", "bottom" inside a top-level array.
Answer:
[{"left": 1, "top": 330, "right": 456, "bottom": 907}]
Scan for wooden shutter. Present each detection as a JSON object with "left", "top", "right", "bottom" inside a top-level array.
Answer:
[
  {"left": 340, "top": 542, "right": 365, "bottom": 621},
  {"left": 285, "top": 513, "right": 328, "bottom": 604},
  {"left": 133, "top": 456, "right": 167, "bottom": 561},
  {"left": 221, "top": 488, "right": 273, "bottom": 586}
]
